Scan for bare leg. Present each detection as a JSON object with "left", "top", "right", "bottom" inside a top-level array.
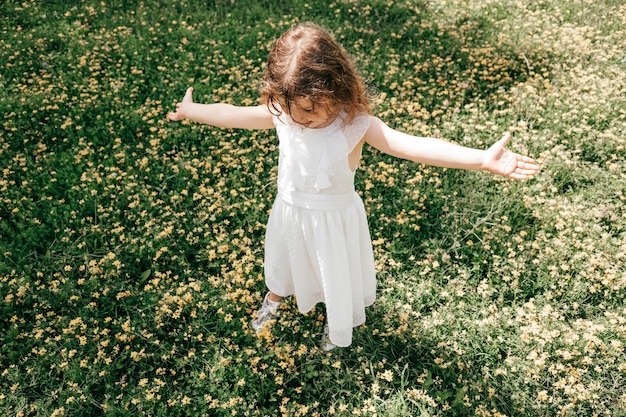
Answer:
[{"left": 268, "top": 291, "right": 283, "bottom": 303}]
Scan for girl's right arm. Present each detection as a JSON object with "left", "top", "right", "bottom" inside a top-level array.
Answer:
[{"left": 168, "top": 87, "right": 275, "bottom": 130}]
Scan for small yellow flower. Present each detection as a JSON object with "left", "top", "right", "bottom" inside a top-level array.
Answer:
[
  {"left": 537, "top": 390, "right": 548, "bottom": 402},
  {"left": 381, "top": 370, "right": 393, "bottom": 382}
]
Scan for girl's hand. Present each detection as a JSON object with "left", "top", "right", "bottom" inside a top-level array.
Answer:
[
  {"left": 167, "top": 87, "right": 194, "bottom": 121},
  {"left": 482, "top": 133, "right": 540, "bottom": 180}
]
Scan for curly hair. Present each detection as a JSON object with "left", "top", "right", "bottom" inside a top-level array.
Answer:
[{"left": 260, "top": 22, "right": 370, "bottom": 125}]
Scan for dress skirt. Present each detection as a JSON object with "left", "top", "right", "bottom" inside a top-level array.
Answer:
[{"left": 264, "top": 189, "right": 377, "bottom": 347}]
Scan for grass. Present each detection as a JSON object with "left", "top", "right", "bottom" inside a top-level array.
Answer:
[{"left": 1, "top": 0, "right": 625, "bottom": 416}]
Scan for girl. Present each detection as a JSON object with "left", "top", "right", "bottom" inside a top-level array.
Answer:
[{"left": 168, "top": 22, "right": 539, "bottom": 351}]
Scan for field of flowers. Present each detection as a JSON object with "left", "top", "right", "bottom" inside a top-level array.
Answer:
[{"left": 1, "top": 0, "right": 625, "bottom": 415}]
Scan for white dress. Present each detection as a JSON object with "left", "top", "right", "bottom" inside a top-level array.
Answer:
[{"left": 264, "top": 111, "right": 377, "bottom": 347}]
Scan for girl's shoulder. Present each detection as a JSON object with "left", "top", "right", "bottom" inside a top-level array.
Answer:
[
  {"left": 342, "top": 112, "right": 370, "bottom": 135},
  {"left": 340, "top": 112, "right": 370, "bottom": 150}
]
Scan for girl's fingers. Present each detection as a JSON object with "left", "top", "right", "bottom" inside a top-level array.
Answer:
[
  {"left": 168, "top": 93, "right": 190, "bottom": 121},
  {"left": 521, "top": 162, "right": 540, "bottom": 171},
  {"left": 517, "top": 154, "right": 537, "bottom": 163},
  {"left": 514, "top": 157, "right": 540, "bottom": 178},
  {"left": 499, "top": 131, "right": 511, "bottom": 147},
  {"left": 183, "top": 87, "right": 194, "bottom": 102},
  {"left": 168, "top": 106, "right": 183, "bottom": 121},
  {"left": 518, "top": 157, "right": 540, "bottom": 171},
  {"left": 168, "top": 88, "right": 193, "bottom": 121}
]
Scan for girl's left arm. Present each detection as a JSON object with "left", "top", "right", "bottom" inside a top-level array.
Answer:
[{"left": 363, "top": 116, "right": 539, "bottom": 180}]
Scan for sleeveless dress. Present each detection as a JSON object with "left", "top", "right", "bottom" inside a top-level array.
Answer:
[{"left": 264, "top": 111, "right": 377, "bottom": 347}]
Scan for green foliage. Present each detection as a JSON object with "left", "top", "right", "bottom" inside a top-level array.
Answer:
[{"left": 1, "top": 0, "right": 625, "bottom": 416}]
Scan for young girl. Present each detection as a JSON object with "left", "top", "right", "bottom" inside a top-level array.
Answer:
[{"left": 168, "top": 22, "right": 539, "bottom": 351}]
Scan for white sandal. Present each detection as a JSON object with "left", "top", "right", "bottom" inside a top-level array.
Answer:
[
  {"left": 250, "top": 293, "right": 281, "bottom": 333},
  {"left": 320, "top": 321, "right": 338, "bottom": 351}
]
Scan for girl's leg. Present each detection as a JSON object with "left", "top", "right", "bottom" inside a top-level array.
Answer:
[{"left": 268, "top": 291, "right": 283, "bottom": 303}]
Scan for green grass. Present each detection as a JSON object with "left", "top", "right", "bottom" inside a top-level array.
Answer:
[{"left": 1, "top": 0, "right": 625, "bottom": 416}]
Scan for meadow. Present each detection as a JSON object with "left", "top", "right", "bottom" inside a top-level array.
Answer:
[{"left": 0, "top": 0, "right": 625, "bottom": 415}]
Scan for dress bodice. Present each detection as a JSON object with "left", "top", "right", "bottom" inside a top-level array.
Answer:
[{"left": 274, "top": 112, "right": 370, "bottom": 195}]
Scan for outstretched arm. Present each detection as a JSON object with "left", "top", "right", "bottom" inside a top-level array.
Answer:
[
  {"left": 168, "top": 87, "right": 275, "bottom": 130},
  {"left": 363, "top": 116, "right": 539, "bottom": 179}
]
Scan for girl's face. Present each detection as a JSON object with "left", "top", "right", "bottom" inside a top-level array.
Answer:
[{"left": 284, "top": 97, "right": 339, "bottom": 129}]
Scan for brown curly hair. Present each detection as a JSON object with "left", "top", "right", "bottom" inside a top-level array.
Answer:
[{"left": 260, "top": 22, "right": 370, "bottom": 125}]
